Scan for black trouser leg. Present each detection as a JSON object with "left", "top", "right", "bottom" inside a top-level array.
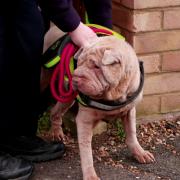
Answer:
[
  {"left": 83, "top": 0, "right": 112, "bottom": 28},
  {"left": 0, "top": 0, "right": 44, "bottom": 136}
]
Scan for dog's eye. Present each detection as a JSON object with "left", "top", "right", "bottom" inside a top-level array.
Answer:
[
  {"left": 89, "top": 59, "right": 99, "bottom": 68},
  {"left": 93, "top": 63, "right": 99, "bottom": 69}
]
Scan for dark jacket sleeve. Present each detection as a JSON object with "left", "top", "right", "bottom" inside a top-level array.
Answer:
[
  {"left": 83, "top": 0, "right": 112, "bottom": 29},
  {"left": 38, "top": 0, "right": 81, "bottom": 32}
]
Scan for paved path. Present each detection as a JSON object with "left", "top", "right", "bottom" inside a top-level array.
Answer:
[{"left": 31, "top": 135, "right": 180, "bottom": 180}]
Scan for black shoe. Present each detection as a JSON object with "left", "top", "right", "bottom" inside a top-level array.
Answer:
[
  {"left": 0, "top": 151, "right": 33, "bottom": 180},
  {"left": 0, "top": 136, "right": 65, "bottom": 162}
]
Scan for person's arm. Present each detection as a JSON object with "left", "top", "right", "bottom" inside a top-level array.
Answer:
[
  {"left": 83, "top": 0, "right": 112, "bottom": 29},
  {"left": 38, "top": 0, "right": 80, "bottom": 32},
  {"left": 38, "top": 0, "right": 97, "bottom": 47}
]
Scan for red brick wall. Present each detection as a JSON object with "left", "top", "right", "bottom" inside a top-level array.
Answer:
[{"left": 112, "top": 0, "right": 180, "bottom": 118}]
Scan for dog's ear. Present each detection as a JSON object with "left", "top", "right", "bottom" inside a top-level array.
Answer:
[
  {"left": 101, "top": 50, "right": 120, "bottom": 65},
  {"left": 100, "top": 50, "right": 124, "bottom": 87}
]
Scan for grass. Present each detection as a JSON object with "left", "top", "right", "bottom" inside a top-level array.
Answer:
[
  {"left": 116, "top": 120, "right": 125, "bottom": 140},
  {"left": 37, "top": 110, "right": 51, "bottom": 135}
]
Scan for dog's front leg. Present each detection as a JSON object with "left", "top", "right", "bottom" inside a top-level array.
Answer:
[
  {"left": 121, "top": 107, "right": 155, "bottom": 163},
  {"left": 76, "top": 106, "right": 100, "bottom": 180},
  {"left": 48, "top": 101, "right": 74, "bottom": 142}
]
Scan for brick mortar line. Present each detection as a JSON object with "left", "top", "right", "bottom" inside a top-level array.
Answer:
[
  {"left": 161, "top": 10, "right": 164, "bottom": 31},
  {"left": 113, "top": 3, "right": 180, "bottom": 12},
  {"left": 134, "top": 28, "right": 180, "bottom": 35},
  {"left": 137, "top": 50, "right": 180, "bottom": 56},
  {"left": 115, "top": 27, "right": 180, "bottom": 34},
  {"left": 145, "top": 71, "right": 180, "bottom": 76},
  {"left": 144, "top": 92, "right": 180, "bottom": 97},
  {"left": 113, "top": 24, "right": 180, "bottom": 35},
  {"left": 137, "top": 49, "right": 180, "bottom": 56},
  {"left": 159, "top": 53, "right": 163, "bottom": 72},
  {"left": 144, "top": 85, "right": 180, "bottom": 93},
  {"left": 133, "top": 6, "right": 180, "bottom": 13},
  {"left": 144, "top": 91, "right": 180, "bottom": 97},
  {"left": 112, "top": 4, "right": 180, "bottom": 14},
  {"left": 145, "top": 70, "right": 180, "bottom": 76}
]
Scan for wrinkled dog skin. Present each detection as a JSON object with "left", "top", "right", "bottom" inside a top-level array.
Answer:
[{"left": 42, "top": 28, "right": 155, "bottom": 180}]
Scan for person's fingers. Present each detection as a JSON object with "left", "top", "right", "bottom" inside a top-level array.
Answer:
[{"left": 69, "top": 22, "right": 98, "bottom": 47}]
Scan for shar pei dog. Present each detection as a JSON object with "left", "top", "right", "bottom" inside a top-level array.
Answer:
[{"left": 42, "top": 28, "right": 155, "bottom": 180}]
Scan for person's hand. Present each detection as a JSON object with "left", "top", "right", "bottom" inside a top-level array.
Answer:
[{"left": 69, "top": 22, "right": 98, "bottom": 47}]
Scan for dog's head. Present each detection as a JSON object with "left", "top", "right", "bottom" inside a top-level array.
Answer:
[{"left": 72, "top": 36, "right": 140, "bottom": 101}]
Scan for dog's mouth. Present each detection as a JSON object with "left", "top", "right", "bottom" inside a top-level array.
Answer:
[
  {"left": 72, "top": 65, "right": 110, "bottom": 97},
  {"left": 72, "top": 75, "right": 106, "bottom": 98},
  {"left": 72, "top": 83, "right": 103, "bottom": 98}
]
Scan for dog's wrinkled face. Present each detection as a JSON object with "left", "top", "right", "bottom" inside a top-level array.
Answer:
[{"left": 72, "top": 36, "right": 139, "bottom": 101}]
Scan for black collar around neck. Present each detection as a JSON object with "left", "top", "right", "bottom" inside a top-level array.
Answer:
[{"left": 77, "top": 61, "right": 144, "bottom": 111}]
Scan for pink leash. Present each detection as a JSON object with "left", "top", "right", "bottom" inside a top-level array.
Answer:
[{"left": 50, "top": 28, "right": 113, "bottom": 103}]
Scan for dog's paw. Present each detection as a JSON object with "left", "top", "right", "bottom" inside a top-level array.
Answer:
[
  {"left": 83, "top": 167, "right": 100, "bottom": 180},
  {"left": 84, "top": 176, "right": 100, "bottom": 180},
  {"left": 133, "top": 149, "right": 155, "bottom": 164},
  {"left": 44, "top": 127, "right": 65, "bottom": 142},
  {"left": 130, "top": 143, "right": 155, "bottom": 164}
]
